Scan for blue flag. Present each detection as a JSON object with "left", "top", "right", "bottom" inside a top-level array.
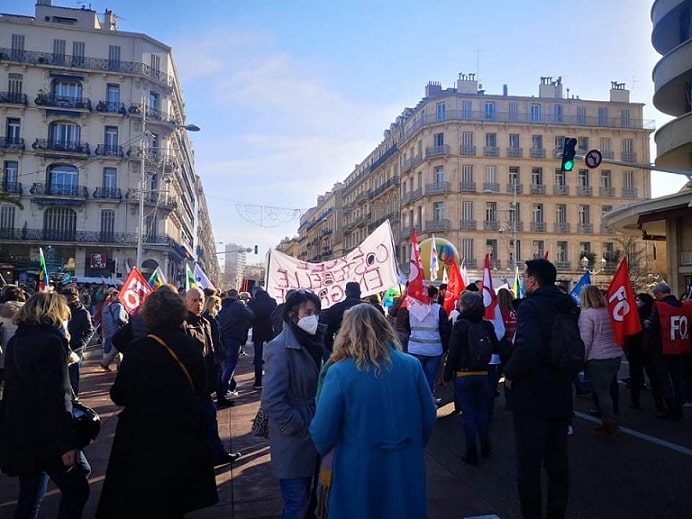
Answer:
[{"left": 570, "top": 271, "right": 591, "bottom": 305}]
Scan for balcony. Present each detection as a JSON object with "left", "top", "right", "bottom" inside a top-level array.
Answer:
[
  {"left": 577, "top": 186, "right": 593, "bottom": 196},
  {"left": 464, "top": 259, "right": 477, "bottom": 269},
  {"left": 92, "top": 187, "right": 123, "bottom": 200},
  {"left": 483, "top": 182, "right": 500, "bottom": 193},
  {"left": 0, "top": 137, "right": 25, "bottom": 152},
  {"left": 577, "top": 223, "right": 593, "bottom": 233},
  {"left": 530, "top": 147, "right": 546, "bottom": 158},
  {"left": 621, "top": 152, "right": 637, "bottom": 162},
  {"left": 599, "top": 186, "right": 615, "bottom": 197},
  {"left": 681, "top": 251, "right": 692, "bottom": 266},
  {"left": 460, "top": 182, "right": 476, "bottom": 193},
  {"left": 400, "top": 226, "right": 412, "bottom": 239},
  {"left": 425, "top": 181, "right": 451, "bottom": 194},
  {"left": 29, "top": 183, "right": 89, "bottom": 198},
  {"left": 95, "top": 144, "right": 124, "bottom": 158},
  {"left": 401, "top": 153, "right": 423, "bottom": 173},
  {"left": 460, "top": 219, "right": 477, "bottom": 230},
  {"left": 484, "top": 146, "right": 500, "bottom": 157},
  {"left": 94, "top": 101, "right": 127, "bottom": 115},
  {"left": 622, "top": 187, "right": 638, "bottom": 198},
  {"left": 125, "top": 189, "right": 177, "bottom": 210},
  {"left": 530, "top": 221, "right": 546, "bottom": 232},
  {"left": 1, "top": 182, "right": 22, "bottom": 195},
  {"left": 600, "top": 224, "right": 615, "bottom": 234},
  {"left": 602, "top": 150, "right": 614, "bottom": 159},
  {"left": 556, "top": 261, "right": 571, "bottom": 271},
  {"left": 401, "top": 188, "right": 422, "bottom": 204},
  {"left": 460, "top": 145, "right": 477, "bottom": 156},
  {"left": 553, "top": 185, "right": 569, "bottom": 195},
  {"left": 554, "top": 222, "right": 571, "bottom": 233},
  {"left": 506, "top": 183, "right": 523, "bottom": 194},
  {"left": 505, "top": 221, "right": 523, "bottom": 232},
  {"left": 530, "top": 184, "right": 546, "bottom": 195},
  {"left": 506, "top": 147, "right": 523, "bottom": 158},
  {"left": 425, "top": 144, "right": 450, "bottom": 158},
  {"left": 484, "top": 220, "right": 500, "bottom": 231},
  {"left": 0, "top": 91, "right": 28, "bottom": 106},
  {"left": 34, "top": 93, "right": 92, "bottom": 111},
  {"left": 425, "top": 219, "right": 450, "bottom": 232},
  {"left": 32, "top": 139, "right": 90, "bottom": 157}
]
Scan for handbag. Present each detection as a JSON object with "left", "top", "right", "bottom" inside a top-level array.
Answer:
[
  {"left": 251, "top": 407, "right": 269, "bottom": 438},
  {"left": 71, "top": 399, "right": 100, "bottom": 448}
]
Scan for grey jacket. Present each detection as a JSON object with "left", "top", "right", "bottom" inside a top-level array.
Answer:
[{"left": 261, "top": 325, "right": 320, "bottom": 479}]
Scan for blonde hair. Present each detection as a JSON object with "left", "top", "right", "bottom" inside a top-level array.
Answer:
[
  {"left": 580, "top": 285, "right": 606, "bottom": 309},
  {"left": 330, "top": 303, "right": 400, "bottom": 373},
  {"left": 14, "top": 292, "right": 71, "bottom": 328},
  {"left": 204, "top": 294, "right": 221, "bottom": 317}
]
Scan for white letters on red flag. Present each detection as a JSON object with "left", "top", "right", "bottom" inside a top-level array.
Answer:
[
  {"left": 443, "top": 261, "right": 465, "bottom": 315},
  {"left": 482, "top": 254, "right": 505, "bottom": 341},
  {"left": 606, "top": 257, "right": 642, "bottom": 346},
  {"left": 406, "top": 228, "right": 431, "bottom": 320},
  {"left": 119, "top": 267, "right": 153, "bottom": 315}
]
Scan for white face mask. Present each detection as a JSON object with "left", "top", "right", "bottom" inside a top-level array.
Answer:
[{"left": 297, "top": 314, "right": 319, "bottom": 335}]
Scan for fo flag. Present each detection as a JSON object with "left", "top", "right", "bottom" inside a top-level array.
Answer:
[
  {"left": 119, "top": 267, "right": 153, "bottom": 315},
  {"left": 406, "top": 227, "right": 431, "bottom": 321},
  {"left": 606, "top": 257, "right": 642, "bottom": 346},
  {"left": 443, "top": 261, "right": 465, "bottom": 315}
]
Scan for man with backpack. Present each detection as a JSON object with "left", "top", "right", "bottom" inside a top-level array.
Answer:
[{"left": 503, "top": 259, "right": 580, "bottom": 519}]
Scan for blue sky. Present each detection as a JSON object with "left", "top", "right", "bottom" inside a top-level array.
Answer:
[{"left": 15, "top": 1, "right": 689, "bottom": 258}]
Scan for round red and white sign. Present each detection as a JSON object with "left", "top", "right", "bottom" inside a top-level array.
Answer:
[{"left": 585, "top": 149, "right": 603, "bottom": 169}]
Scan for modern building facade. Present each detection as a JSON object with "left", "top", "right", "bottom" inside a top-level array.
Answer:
[
  {"left": 291, "top": 75, "right": 654, "bottom": 286},
  {"left": 604, "top": 1, "right": 692, "bottom": 296},
  {"left": 0, "top": 1, "right": 218, "bottom": 287}
]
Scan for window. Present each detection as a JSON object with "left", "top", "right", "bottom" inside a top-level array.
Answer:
[
  {"left": 49, "top": 164, "right": 79, "bottom": 196},
  {"left": 150, "top": 53, "right": 161, "bottom": 76},
  {"left": 577, "top": 137, "right": 589, "bottom": 151},
  {"left": 52, "top": 79, "right": 82, "bottom": 100},
  {"left": 623, "top": 170, "right": 634, "bottom": 188},
  {"left": 509, "top": 133, "right": 520, "bottom": 148},
  {"left": 600, "top": 137, "right": 611, "bottom": 154},
  {"left": 417, "top": 171, "right": 423, "bottom": 189},
  {"left": 7, "top": 118, "right": 20, "bottom": 144},
  {"left": 486, "top": 202, "right": 497, "bottom": 222},
  {"left": 8, "top": 73, "right": 23, "bottom": 98},
  {"left": 486, "top": 239, "right": 498, "bottom": 260},
  {"left": 101, "top": 209, "right": 115, "bottom": 241},
  {"left": 434, "top": 132, "right": 444, "bottom": 147},
  {"left": 532, "top": 204, "right": 544, "bottom": 223},
  {"left": 556, "top": 204, "right": 567, "bottom": 223},
  {"left": 461, "top": 165, "right": 474, "bottom": 183},
  {"left": 554, "top": 104, "right": 563, "bottom": 123},
  {"left": 510, "top": 202, "right": 520, "bottom": 222},
  {"left": 600, "top": 170, "right": 611, "bottom": 187},
  {"left": 601, "top": 205, "right": 613, "bottom": 217},
  {"left": 106, "top": 84, "right": 120, "bottom": 108},
  {"left": 44, "top": 207, "right": 77, "bottom": 241},
  {"left": 555, "top": 135, "right": 565, "bottom": 149},
  {"left": 485, "top": 133, "right": 497, "bottom": 147},
  {"left": 578, "top": 169, "right": 589, "bottom": 187},
  {"left": 580, "top": 242, "right": 591, "bottom": 256},
  {"left": 555, "top": 168, "right": 566, "bottom": 186},
  {"left": 620, "top": 109, "right": 630, "bottom": 128},
  {"left": 484, "top": 102, "right": 495, "bottom": 120},
  {"left": 436, "top": 103, "right": 446, "bottom": 121},
  {"left": 557, "top": 241, "right": 568, "bottom": 262},
  {"left": 462, "top": 201, "right": 474, "bottom": 220},
  {"left": 461, "top": 131, "right": 474, "bottom": 149},
  {"left": 509, "top": 166, "right": 520, "bottom": 185},
  {"left": 461, "top": 100, "right": 472, "bottom": 119},
  {"left": 530, "top": 104, "right": 541, "bottom": 122},
  {"left": 2, "top": 161, "right": 18, "bottom": 190},
  {"left": 485, "top": 165, "right": 497, "bottom": 183},
  {"left": 533, "top": 240, "right": 545, "bottom": 259},
  {"left": 623, "top": 138, "right": 634, "bottom": 155},
  {"left": 11, "top": 34, "right": 25, "bottom": 59},
  {"left": 433, "top": 202, "right": 444, "bottom": 221},
  {"left": 53, "top": 39, "right": 66, "bottom": 64},
  {"left": 0, "top": 205, "right": 15, "bottom": 235},
  {"left": 103, "top": 167, "right": 117, "bottom": 190},
  {"left": 434, "top": 166, "right": 444, "bottom": 184},
  {"left": 598, "top": 107, "right": 608, "bottom": 126},
  {"left": 578, "top": 205, "right": 590, "bottom": 224},
  {"left": 104, "top": 126, "right": 118, "bottom": 150},
  {"left": 531, "top": 134, "right": 543, "bottom": 149},
  {"left": 462, "top": 238, "right": 474, "bottom": 262},
  {"left": 108, "top": 45, "right": 121, "bottom": 71},
  {"left": 509, "top": 102, "right": 518, "bottom": 121},
  {"left": 531, "top": 167, "right": 543, "bottom": 185},
  {"left": 603, "top": 242, "right": 616, "bottom": 262},
  {"left": 49, "top": 122, "right": 81, "bottom": 147},
  {"left": 72, "top": 41, "right": 85, "bottom": 66},
  {"left": 577, "top": 106, "right": 586, "bottom": 125}
]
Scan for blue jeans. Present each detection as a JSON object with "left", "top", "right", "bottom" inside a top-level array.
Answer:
[
  {"left": 279, "top": 477, "right": 312, "bottom": 519},
  {"left": 411, "top": 353, "right": 442, "bottom": 396},
  {"left": 16, "top": 451, "right": 91, "bottom": 519},
  {"left": 200, "top": 397, "right": 226, "bottom": 460},
  {"left": 454, "top": 374, "right": 490, "bottom": 451},
  {"left": 221, "top": 338, "right": 242, "bottom": 394}
]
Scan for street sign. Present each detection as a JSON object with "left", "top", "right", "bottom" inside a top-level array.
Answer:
[{"left": 584, "top": 149, "right": 603, "bottom": 169}]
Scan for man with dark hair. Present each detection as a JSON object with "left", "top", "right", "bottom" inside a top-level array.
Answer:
[
  {"left": 61, "top": 287, "right": 95, "bottom": 396},
  {"left": 437, "top": 283, "right": 448, "bottom": 305},
  {"left": 247, "top": 288, "right": 277, "bottom": 389},
  {"left": 218, "top": 288, "right": 255, "bottom": 398},
  {"left": 323, "top": 282, "right": 363, "bottom": 358},
  {"left": 503, "top": 259, "right": 575, "bottom": 519}
]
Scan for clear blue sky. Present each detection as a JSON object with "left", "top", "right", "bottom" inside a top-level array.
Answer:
[{"left": 14, "top": 0, "right": 689, "bottom": 258}]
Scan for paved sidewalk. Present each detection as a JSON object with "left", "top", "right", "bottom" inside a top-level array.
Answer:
[{"left": 0, "top": 342, "right": 500, "bottom": 518}]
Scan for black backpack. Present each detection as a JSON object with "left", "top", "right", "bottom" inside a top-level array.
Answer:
[
  {"left": 547, "top": 307, "right": 585, "bottom": 375},
  {"left": 464, "top": 320, "right": 494, "bottom": 371}
]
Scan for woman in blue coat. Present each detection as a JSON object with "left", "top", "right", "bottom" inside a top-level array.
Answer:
[{"left": 309, "top": 303, "right": 436, "bottom": 519}]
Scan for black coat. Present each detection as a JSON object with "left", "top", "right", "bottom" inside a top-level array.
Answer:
[
  {"left": 444, "top": 309, "right": 499, "bottom": 381},
  {"left": 503, "top": 285, "right": 575, "bottom": 419},
  {"left": 96, "top": 327, "right": 217, "bottom": 517},
  {"left": 247, "top": 291, "right": 278, "bottom": 345},
  {"left": 218, "top": 298, "right": 254, "bottom": 344},
  {"left": 0, "top": 324, "right": 79, "bottom": 476},
  {"left": 67, "top": 300, "right": 95, "bottom": 354},
  {"left": 324, "top": 296, "right": 363, "bottom": 351}
]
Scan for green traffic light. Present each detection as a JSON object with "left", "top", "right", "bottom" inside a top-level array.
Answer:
[{"left": 564, "top": 159, "right": 574, "bottom": 171}]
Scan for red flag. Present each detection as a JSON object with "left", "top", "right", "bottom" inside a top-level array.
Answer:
[
  {"left": 406, "top": 228, "right": 430, "bottom": 306},
  {"left": 482, "top": 254, "right": 505, "bottom": 340},
  {"left": 606, "top": 257, "right": 642, "bottom": 346},
  {"left": 118, "top": 267, "right": 153, "bottom": 315},
  {"left": 443, "top": 261, "right": 465, "bottom": 315},
  {"left": 544, "top": 250, "right": 549, "bottom": 260}
]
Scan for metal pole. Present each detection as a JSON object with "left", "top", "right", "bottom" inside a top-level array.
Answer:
[
  {"left": 576, "top": 154, "right": 692, "bottom": 179},
  {"left": 136, "top": 97, "right": 146, "bottom": 270}
]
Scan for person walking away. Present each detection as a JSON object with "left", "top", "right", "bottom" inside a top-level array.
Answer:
[
  {"left": 183, "top": 287, "right": 241, "bottom": 465},
  {"left": 218, "top": 289, "right": 255, "bottom": 398},
  {"left": 262, "top": 289, "right": 325, "bottom": 518},
  {"left": 0, "top": 292, "right": 91, "bottom": 518},
  {"left": 503, "top": 259, "right": 575, "bottom": 519},
  {"left": 247, "top": 289, "right": 278, "bottom": 389},
  {"left": 497, "top": 287, "right": 517, "bottom": 411},
  {"left": 444, "top": 291, "right": 499, "bottom": 465},
  {"left": 310, "top": 303, "right": 436, "bottom": 518},
  {"left": 578, "top": 285, "right": 624, "bottom": 438},
  {"left": 99, "top": 289, "right": 128, "bottom": 371},
  {"left": 96, "top": 285, "right": 218, "bottom": 518},
  {"left": 407, "top": 285, "right": 451, "bottom": 400},
  {"left": 624, "top": 293, "right": 663, "bottom": 411},
  {"left": 646, "top": 283, "right": 692, "bottom": 421},
  {"left": 60, "top": 287, "right": 95, "bottom": 397},
  {"left": 323, "top": 282, "right": 363, "bottom": 359}
]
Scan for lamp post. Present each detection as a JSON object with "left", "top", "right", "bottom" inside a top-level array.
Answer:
[
  {"left": 135, "top": 98, "right": 200, "bottom": 270},
  {"left": 580, "top": 255, "right": 607, "bottom": 275}
]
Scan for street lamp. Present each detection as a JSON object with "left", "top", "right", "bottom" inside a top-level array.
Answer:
[
  {"left": 580, "top": 255, "right": 607, "bottom": 275},
  {"left": 135, "top": 98, "right": 200, "bottom": 269}
]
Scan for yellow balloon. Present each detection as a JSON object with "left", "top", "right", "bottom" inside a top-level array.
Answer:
[{"left": 419, "top": 238, "right": 460, "bottom": 281}]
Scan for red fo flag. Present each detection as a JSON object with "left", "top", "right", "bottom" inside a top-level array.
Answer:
[
  {"left": 406, "top": 228, "right": 430, "bottom": 306},
  {"left": 118, "top": 267, "right": 153, "bottom": 315},
  {"left": 443, "top": 261, "right": 466, "bottom": 315},
  {"left": 482, "top": 254, "right": 505, "bottom": 340},
  {"left": 606, "top": 257, "right": 642, "bottom": 346}
]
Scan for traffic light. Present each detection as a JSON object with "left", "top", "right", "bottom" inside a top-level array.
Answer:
[
  {"left": 561, "top": 137, "right": 577, "bottom": 172},
  {"left": 254, "top": 245, "right": 258, "bottom": 254}
]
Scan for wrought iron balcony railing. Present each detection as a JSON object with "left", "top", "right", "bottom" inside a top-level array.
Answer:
[
  {"left": 1, "top": 182, "right": 22, "bottom": 195},
  {"left": 94, "top": 101, "right": 127, "bottom": 115},
  {"left": 32, "top": 139, "right": 90, "bottom": 155},
  {"left": 0, "top": 91, "right": 28, "bottom": 105},
  {"left": 0, "top": 137, "right": 25, "bottom": 151},
  {"left": 95, "top": 144, "right": 124, "bottom": 158},
  {"left": 92, "top": 187, "right": 123, "bottom": 200},
  {"left": 34, "top": 93, "right": 92, "bottom": 111},
  {"left": 29, "top": 183, "right": 89, "bottom": 198}
]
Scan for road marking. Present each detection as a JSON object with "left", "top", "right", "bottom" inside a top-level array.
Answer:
[{"left": 574, "top": 411, "right": 692, "bottom": 456}]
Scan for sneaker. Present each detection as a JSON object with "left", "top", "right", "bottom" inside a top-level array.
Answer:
[
  {"left": 567, "top": 425, "right": 574, "bottom": 436},
  {"left": 225, "top": 390, "right": 239, "bottom": 398}
]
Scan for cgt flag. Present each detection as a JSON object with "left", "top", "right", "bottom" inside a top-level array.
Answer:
[
  {"left": 443, "top": 260, "right": 466, "bottom": 315},
  {"left": 606, "top": 257, "right": 642, "bottom": 346}
]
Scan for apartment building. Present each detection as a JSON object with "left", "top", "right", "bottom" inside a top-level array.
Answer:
[
  {"left": 0, "top": 1, "right": 218, "bottom": 287},
  {"left": 294, "top": 75, "right": 653, "bottom": 286}
]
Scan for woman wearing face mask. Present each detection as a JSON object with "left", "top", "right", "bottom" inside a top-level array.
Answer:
[{"left": 262, "top": 289, "right": 324, "bottom": 518}]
